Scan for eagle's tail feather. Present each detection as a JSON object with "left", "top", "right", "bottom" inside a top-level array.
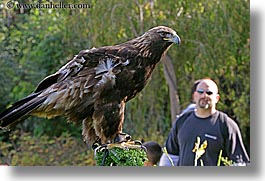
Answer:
[{"left": 0, "top": 93, "right": 45, "bottom": 129}]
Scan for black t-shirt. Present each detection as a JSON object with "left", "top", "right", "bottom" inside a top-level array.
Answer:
[{"left": 165, "top": 110, "right": 250, "bottom": 166}]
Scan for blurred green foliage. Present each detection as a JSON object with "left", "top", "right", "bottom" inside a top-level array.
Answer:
[
  {"left": 0, "top": 130, "right": 95, "bottom": 166},
  {"left": 0, "top": 0, "right": 250, "bottom": 165}
]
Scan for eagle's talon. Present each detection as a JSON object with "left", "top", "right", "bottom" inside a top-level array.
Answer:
[
  {"left": 134, "top": 140, "right": 143, "bottom": 145},
  {"left": 94, "top": 144, "right": 108, "bottom": 153},
  {"left": 125, "top": 134, "right": 132, "bottom": 141},
  {"left": 92, "top": 142, "right": 101, "bottom": 150},
  {"left": 114, "top": 132, "right": 132, "bottom": 143}
]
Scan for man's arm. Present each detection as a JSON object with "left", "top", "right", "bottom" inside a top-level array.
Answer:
[{"left": 222, "top": 115, "right": 250, "bottom": 165}]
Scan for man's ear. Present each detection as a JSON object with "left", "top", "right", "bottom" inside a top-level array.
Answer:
[{"left": 215, "top": 94, "right": 220, "bottom": 103}]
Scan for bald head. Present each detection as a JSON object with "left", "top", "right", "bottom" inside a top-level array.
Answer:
[{"left": 197, "top": 79, "right": 219, "bottom": 95}]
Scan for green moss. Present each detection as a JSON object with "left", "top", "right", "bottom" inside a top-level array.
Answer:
[{"left": 95, "top": 146, "right": 148, "bottom": 166}]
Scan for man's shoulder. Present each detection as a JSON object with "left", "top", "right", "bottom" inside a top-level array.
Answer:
[
  {"left": 175, "top": 110, "right": 194, "bottom": 125},
  {"left": 177, "top": 110, "right": 194, "bottom": 119},
  {"left": 217, "top": 111, "right": 238, "bottom": 127},
  {"left": 217, "top": 111, "right": 233, "bottom": 120}
]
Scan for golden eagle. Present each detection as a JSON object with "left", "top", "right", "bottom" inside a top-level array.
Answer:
[{"left": 0, "top": 26, "right": 180, "bottom": 145}]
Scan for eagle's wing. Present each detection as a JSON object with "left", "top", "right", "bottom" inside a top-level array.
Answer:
[
  {"left": 36, "top": 47, "right": 135, "bottom": 144},
  {"left": 0, "top": 46, "right": 136, "bottom": 144}
]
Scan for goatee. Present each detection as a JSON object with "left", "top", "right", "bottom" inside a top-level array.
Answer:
[{"left": 198, "top": 98, "right": 211, "bottom": 109}]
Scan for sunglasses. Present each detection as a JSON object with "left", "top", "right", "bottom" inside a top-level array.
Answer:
[{"left": 196, "top": 89, "right": 213, "bottom": 95}]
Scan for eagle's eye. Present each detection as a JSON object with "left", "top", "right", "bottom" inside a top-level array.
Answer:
[{"left": 158, "top": 31, "right": 168, "bottom": 37}]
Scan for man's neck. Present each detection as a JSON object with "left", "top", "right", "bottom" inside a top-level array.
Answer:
[{"left": 195, "top": 108, "right": 217, "bottom": 118}]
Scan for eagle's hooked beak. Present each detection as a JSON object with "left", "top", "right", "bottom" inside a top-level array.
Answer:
[{"left": 164, "top": 33, "right": 181, "bottom": 45}]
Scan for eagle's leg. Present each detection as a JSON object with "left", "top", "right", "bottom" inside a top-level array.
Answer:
[{"left": 93, "top": 100, "right": 142, "bottom": 150}]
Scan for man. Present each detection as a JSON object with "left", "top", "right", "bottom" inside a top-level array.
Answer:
[{"left": 159, "top": 78, "right": 250, "bottom": 166}]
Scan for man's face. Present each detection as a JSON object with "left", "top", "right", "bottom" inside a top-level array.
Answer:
[{"left": 194, "top": 81, "right": 220, "bottom": 110}]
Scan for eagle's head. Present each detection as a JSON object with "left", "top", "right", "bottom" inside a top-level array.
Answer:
[
  {"left": 145, "top": 26, "right": 181, "bottom": 45},
  {"left": 131, "top": 26, "right": 181, "bottom": 60}
]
